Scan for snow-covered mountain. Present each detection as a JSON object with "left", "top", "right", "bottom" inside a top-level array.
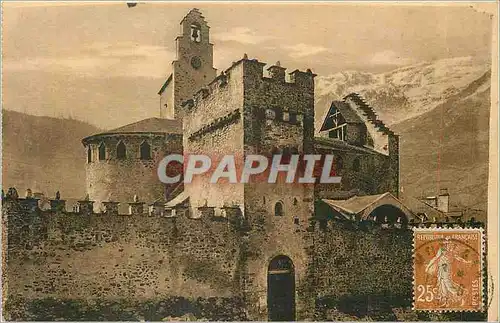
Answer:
[
  {"left": 315, "top": 56, "right": 490, "bottom": 129},
  {"left": 314, "top": 56, "right": 492, "bottom": 217}
]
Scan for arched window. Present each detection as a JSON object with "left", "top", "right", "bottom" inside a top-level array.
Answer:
[
  {"left": 117, "top": 141, "right": 126, "bottom": 160},
  {"left": 353, "top": 157, "right": 360, "bottom": 172},
  {"left": 87, "top": 147, "right": 92, "bottom": 163},
  {"left": 140, "top": 141, "right": 151, "bottom": 160},
  {"left": 98, "top": 142, "right": 106, "bottom": 161},
  {"left": 274, "top": 201, "right": 284, "bottom": 216},
  {"left": 190, "top": 23, "right": 201, "bottom": 42}
]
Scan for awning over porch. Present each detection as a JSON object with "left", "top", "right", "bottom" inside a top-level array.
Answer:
[{"left": 321, "top": 192, "right": 414, "bottom": 221}]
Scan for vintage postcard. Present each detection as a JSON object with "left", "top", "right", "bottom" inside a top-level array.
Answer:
[{"left": 1, "top": 1, "right": 498, "bottom": 322}]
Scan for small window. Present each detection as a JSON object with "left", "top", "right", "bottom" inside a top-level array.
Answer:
[
  {"left": 87, "top": 147, "right": 92, "bottom": 163},
  {"left": 274, "top": 201, "right": 284, "bottom": 216},
  {"left": 140, "top": 141, "right": 151, "bottom": 160},
  {"left": 190, "top": 23, "right": 201, "bottom": 43},
  {"left": 117, "top": 141, "right": 126, "bottom": 160},
  {"left": 289, "top": 112, "right": 297, "bottom": 124},
  {"left": 98, "top": 143, "right": 106, "bottom": 161}
]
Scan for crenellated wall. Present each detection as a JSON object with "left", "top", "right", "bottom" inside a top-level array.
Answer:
[
  {"left": 3, "top": 198, "right": 245, "bottom": 303},
  {"left": 2, "top": 196, "right": 485, "bottom": 321}
]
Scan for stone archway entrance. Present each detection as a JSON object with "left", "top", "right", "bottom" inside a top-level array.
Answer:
[{"left": 267, "top": 255, "right": 295, "bottom": 321}]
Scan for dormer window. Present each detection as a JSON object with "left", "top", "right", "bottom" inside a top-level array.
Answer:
[{"left": 190, "top": 23, "right": 201, "bottom": 42}]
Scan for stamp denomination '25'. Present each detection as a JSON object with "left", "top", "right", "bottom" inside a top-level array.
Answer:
[{"left": 413, "top": 228, "right": 483, "bottom": 312}]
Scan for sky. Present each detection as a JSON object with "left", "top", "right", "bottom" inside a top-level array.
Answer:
[{"left": 1, "top": 2, "right": 494, "bottom": 129}]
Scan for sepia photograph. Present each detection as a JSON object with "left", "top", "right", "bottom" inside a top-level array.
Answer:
[{"left": 1, "top": 1, "right": 498, "bottom": 321}]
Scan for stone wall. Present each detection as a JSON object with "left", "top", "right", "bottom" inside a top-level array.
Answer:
[
  {"left": 315, "top": 144, "right": 397, "bottom": 198},
  {"left": 84, "top": 133, "right": 182, "bottom": 209},
  {"left": 4, "top": 197, "right": 484, "bottom": 321},
  {"left": 182, "top": 61, "right": 245, "bottom": 212},
  {"left": 302, "top": 219, "right": 485, "bottom": 321},
  {"left": 3, "top": 200, "right": 244, "bottom": 314}
]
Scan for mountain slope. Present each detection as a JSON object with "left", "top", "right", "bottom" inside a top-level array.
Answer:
[
  {"left": 2, "top": 110, "right": 101, "bottom": 199},
  {"left": 392, "top": 71, "right": 491, "bottom": 219},
  {"left": 315, "top": 56, "right": 490, "bottom": 128}
]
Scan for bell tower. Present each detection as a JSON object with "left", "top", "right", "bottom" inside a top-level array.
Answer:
[{"left": 158, "top": 8, "right": 217, "bottom": 120}]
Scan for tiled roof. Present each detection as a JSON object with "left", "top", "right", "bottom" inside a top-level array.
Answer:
[
  {"left": 106, "top": 117, "right": 182, "bottom": 134},
  {"left": 83, "top": 117, "right": 182, "bottom": 143},
  {"left": 322, "top": 192, "right": 414, "bottom": 220},
  {"left": 323, "top": 193, "right": 389, "bottom": 215}
]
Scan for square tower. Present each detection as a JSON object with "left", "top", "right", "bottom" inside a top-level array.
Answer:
[
  {"left": 158, "top": 9, "right": 217, "bottom": 120},
  {"left": 182, "top": 58, "right": 316, "bottom": 220},
  {"left": 182, "top": 57, "right": 316, "bottom": 320}
]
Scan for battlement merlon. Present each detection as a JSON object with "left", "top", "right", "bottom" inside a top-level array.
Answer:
[
  {"left": 181, "top": 57, "right": 316, "bottom": 111},
  {"left": 225, "top": 57, "right": 316, "bottom": 87}
]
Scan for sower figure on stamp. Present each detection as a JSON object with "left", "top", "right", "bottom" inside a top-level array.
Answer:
[{"left": 425, "top": 237, "right": 472, "bottom": 307}]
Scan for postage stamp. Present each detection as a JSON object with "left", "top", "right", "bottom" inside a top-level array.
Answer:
[{"left": 413, "top": 228, "right": 484, "bottom": 312}]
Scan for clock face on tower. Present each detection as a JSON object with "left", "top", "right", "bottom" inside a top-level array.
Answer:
[{"left": 191, "top": 56, "right": 202, "bottom": 69}]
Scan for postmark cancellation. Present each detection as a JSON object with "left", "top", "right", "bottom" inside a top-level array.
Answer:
[{"left": 413, "top": 227, "right": 485, "bottom": 312}]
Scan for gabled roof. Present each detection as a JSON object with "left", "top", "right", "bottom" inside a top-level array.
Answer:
[
  {"left": 319, "top": 101, "right": 364, "bottom": 132},
  {"left": 322, "top": 192, "right": 414, "bottom": 220},
  {"left": 180, "top": 8, "right": 208, "bottom": 26},
  {"left": 323, "top": 193, "right": 389, "bottom": 215},
  {"left": 158, "top": 73, "right": 172, "bottom": 95}
]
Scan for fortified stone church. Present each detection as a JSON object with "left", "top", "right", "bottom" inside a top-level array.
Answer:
[
  {"left": 3, "top": 9, "right": 446, "bottom": 322},
  {"left": 82, "top": 8, "right": 406, "bottom": 221}
]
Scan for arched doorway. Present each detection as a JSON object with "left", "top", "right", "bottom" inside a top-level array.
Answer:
[{"left": 268, "top": 255, "right": 295, "bottom": 321}]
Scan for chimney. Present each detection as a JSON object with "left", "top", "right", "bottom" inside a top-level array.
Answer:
[{"left": 437, "top": 188, "right": 449, "bottom": 213}]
